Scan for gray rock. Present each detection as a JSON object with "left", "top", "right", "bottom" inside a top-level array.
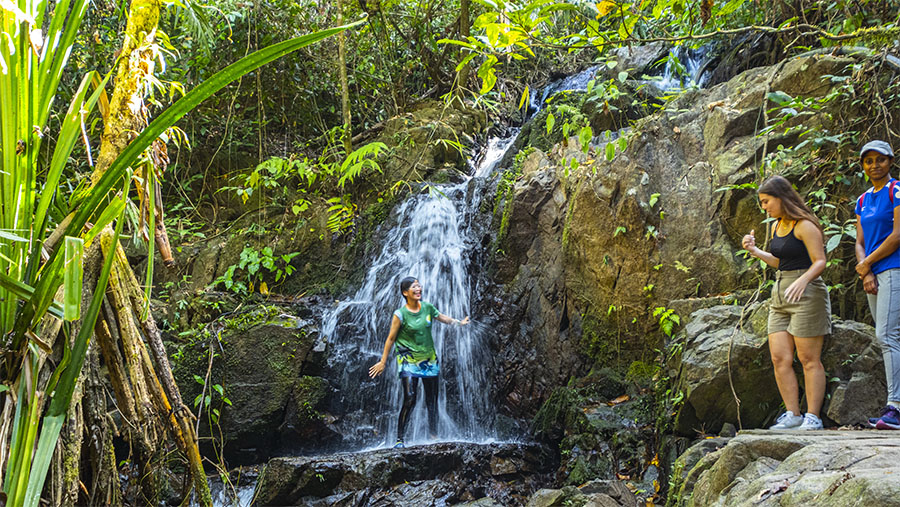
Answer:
[
  {"left": 171, "top": 305, "right": 333, "bottom": 463},
  {"left": 675, "top": 430, "right": 900, "bottom": 506},
  {"left": 609, "top": 42, "right": 670, "bottom": 76},
  {"left": 486, "top": 54, "right": 869, "bottom": 425},
  {"left": 255, "top": 442, "right": 554, "bottom": 506}
]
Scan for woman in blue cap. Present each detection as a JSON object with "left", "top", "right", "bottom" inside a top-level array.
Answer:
[
  {"left": 855, "top": 140, "right": 900, "bottom": 429},
  {"left": 368, "top": 277, "right": 469, "bottom": 447}
]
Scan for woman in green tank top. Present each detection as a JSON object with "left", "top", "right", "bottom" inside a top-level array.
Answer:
[{"left": 368, "top": 277, "right": 470, "bottom": 447}]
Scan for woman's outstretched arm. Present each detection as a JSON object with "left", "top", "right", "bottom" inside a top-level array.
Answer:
[
  {"left": 436, "top": 314, "right": 470, "bottom": 326},
  {"left": 369, "top": 315, "right": 402, "bottom": 378}
]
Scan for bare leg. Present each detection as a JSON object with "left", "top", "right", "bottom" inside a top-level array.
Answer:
[
  {"left": 769, "top": 331, "right": 800, "bottom": 414},
  {"left": 795, "top": 335, "right": 826, "bottom": 417}
]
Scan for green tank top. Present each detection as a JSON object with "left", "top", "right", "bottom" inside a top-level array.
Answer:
[{"left": 393, "top": 302, "right": 440, "bottom": 362}]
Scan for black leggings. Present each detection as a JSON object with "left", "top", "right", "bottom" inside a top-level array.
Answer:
[{"left": 397, "top": 376, "right": 438, "bottom": 442}]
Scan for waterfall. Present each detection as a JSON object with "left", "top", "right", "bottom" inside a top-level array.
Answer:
[
  {"left": 649, "top": 45, "right": 711, "bottom": 91},
  {"left": 320, "top": 134, "right": 521, "bottom": 449}
]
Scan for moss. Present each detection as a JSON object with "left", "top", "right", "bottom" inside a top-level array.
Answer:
[
  {"left": 531, "top": 386, "right": 600, "bottom": 441},
  {"left": 295, "top": 376, "right": 328, "bottom": 423},
  {"left": 626, "top": 360, "right": 659, "bottom": 385},
  {"left": 580, "top": 310, "right": 620, "bottom": 365},
  {"left": 561, "top": 190, "right": 578, "bottom": 249},
  {"left": 222, "top": 305, "right": 283, "bottom": 333}
]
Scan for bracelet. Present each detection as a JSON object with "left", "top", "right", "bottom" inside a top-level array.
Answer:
[{"left": 452, "top": 318, "right": 460, "bottom": 326}]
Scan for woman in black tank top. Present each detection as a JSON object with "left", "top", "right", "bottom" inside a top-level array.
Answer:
[{"left": 742, "top": 175, "right": 831, "bottom": 430}]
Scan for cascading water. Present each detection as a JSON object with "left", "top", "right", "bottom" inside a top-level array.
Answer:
[
  {"left": 320, "top": 151, "right": 513, "bottom": 449},
  {"left": 649, "top": 45, "right": 711, "bottom": 91}
]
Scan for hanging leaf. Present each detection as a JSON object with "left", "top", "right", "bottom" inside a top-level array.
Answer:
[
  {"left": 596, "top": 0, "right": 617, "bottom": 16},
  {"left": 63, "top": 237, "right": 83, "bottom": 322},
  {"left": 579, "top": 125, "right": 593, "bottom": 153},
  {"left": 766, "top": 91, "right": 793, "bottom": 105},
  {"left": 825, "top": 234, "right": 841, "bottom": 253}
]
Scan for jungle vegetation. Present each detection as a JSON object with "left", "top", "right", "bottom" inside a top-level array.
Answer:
[{"left": 0, "top": 0, "right": 898, "bottom": 504}]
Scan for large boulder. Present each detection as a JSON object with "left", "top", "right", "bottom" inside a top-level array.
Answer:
[
  {"left": 672, "top": 430, "right": 900, "bottom": 506},
  {"left": 170, "top": 303, "right": 336, "bottom": 463},
  {"left": 670, "top": 302, "right": 883, "bottom": 436}
]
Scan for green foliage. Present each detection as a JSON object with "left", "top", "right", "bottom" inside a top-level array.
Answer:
[
  {"left": 443, "top": 0, "right": 900, "bottom": 119},
  {"left": 193, "top": 376, "right": 232, "bottom": 425},
  {"left": 0, "top": 6, "right": 355, "bottom": 501},
  {"left": 652, "top": 307, "right": 681, "bottom": 338},
  {"left": 213, "top": 246, "right": 299, "bottom": 295},
  {"left": 220, "top": 141, "right": 388, "bottom": 236},
  {"left": 338, "top": 142, "right": 388, "bottom": 188}
]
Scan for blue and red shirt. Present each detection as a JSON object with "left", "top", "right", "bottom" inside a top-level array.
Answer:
[{"left": 856, "top": 178, "right": 900, "bottom": 275}]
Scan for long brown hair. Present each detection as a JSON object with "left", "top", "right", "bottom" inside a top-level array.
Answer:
[{"left": 758, "top": 175, "right": 822, "bottom": 229}]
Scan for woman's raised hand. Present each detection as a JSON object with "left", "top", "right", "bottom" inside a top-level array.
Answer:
[
  {"left": 369, "top": 361, "right": 386, "bottom": 378},
  {"left": 460, "top": 316, "right": 470, "bottom": 326},
  {"left": 742, "top": 229, "right": 756, "bottom": 252}
]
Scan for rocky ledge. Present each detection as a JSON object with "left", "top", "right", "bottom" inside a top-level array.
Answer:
[
  {"left": 672, "top": 429, "right": 900, "bottom": 506},
  {"left": 254, "top": 442, "right": 557, "bottom": 506}
]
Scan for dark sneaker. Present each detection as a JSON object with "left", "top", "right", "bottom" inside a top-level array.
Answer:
[{"left": 870, "top": 406, "right": 900, "bottom": 429}]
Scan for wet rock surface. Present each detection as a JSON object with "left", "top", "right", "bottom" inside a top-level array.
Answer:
[
  {"left": 254, "top": 442, "right": 556, "bottom": 506},
  {"left": 671, "top": 430, "right": 900, "bottom": 506}
]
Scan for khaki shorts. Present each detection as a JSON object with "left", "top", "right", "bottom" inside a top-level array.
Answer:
[{"left": 767, "top": 269, "right": 832, "bottom": 337}]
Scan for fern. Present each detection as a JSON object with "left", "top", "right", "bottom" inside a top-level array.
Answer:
[{"left": 338, "top": 142, "right": 388, "bottom": 188}]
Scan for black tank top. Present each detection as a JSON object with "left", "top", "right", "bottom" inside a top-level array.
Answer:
[{"left": 770, "top": 220, "right": 812, "bottom": 271}]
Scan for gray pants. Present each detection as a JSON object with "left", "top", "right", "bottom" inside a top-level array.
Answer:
[{"left": 868, "top": 268, "right": 900, "bottom": 404}]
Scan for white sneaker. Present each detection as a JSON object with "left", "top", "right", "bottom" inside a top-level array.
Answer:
[
  {"left": 798, "top": 413, "right": 823, "bottom": 430},
  {"left": 769, "top": 411, "right": 804, "bottom": 430}
]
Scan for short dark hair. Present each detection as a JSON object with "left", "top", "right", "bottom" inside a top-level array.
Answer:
[{"left": 399, "top": 277, "right": 417, "bottom": 296}]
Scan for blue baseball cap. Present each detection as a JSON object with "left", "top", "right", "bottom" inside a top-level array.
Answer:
[{"left": 860, "top": 140, "right": 894, "bottom": 158}]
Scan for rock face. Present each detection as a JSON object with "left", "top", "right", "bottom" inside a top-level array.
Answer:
[
  {"left": 485, "top": 53, "right": 868, "bottom": 420},
  {"left": 254, "top": 442, "right": 556, "bottom": 506},
  {"left": 670, "top": 302, "right": 884, "bottom": 435},
  {"left": 671, "top": 430, "right": 900, "bottom": 506},
  {"left": 170, "top": 303, "right": 336, "bottom": 463}
]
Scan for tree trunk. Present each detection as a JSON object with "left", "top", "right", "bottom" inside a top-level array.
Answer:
[
  {"left": 456, "top": 0, "right": 471, "bottom": 96},
  {"left": 72, "top": 0, "right": 211, "bottom": 502},
  {"left": 338, "top": 0, "right": 353, "bottom": 154},
  {"left": 90, "top": 0, "right": 161, "bottom": 186}
]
